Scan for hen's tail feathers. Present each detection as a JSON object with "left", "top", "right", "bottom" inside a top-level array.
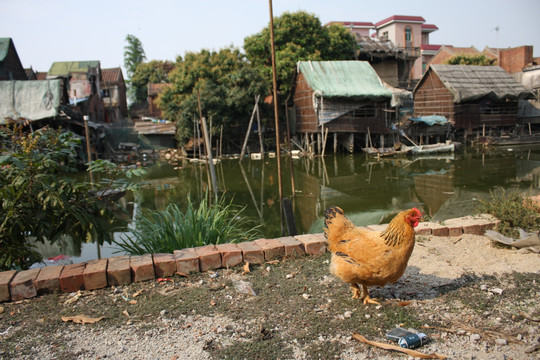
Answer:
[{"left": 324, "top": 206, "right": 356, "bottom": 251}]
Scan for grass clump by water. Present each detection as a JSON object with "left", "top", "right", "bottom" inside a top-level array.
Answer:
[
  {"left": 115, "top": 195, "right": 262, "bottom": 255},
  {"left": 476, "top": 187, "right": 540, "bottom": 238}
]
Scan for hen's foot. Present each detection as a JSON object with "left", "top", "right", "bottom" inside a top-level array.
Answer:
[
  {"left": 362, "top": 295, "right": 381, "bottom": 306},
  {"left": 351, "top": 286, "right": 362, "bottom": 299}
]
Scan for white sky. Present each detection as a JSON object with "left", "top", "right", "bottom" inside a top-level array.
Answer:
[{"left": 1, "top": 0, "right": 539, "bottom": 73}]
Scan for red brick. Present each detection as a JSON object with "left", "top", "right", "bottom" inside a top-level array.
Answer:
[
  {"left": 10, "top": 268, "right": 40, "bottom": 300},
  {"left": 130, "top": 254, "right": 155, "bottom": 282},
  {"left": 59, "top": 263, "right": 86, "bottom": 293},
  {"left": 35, "top": 265, "right": 63, "bottom": 294},
  {"left": 294, "top": 233, "right": 327, "bottom": 255},
  {"left": 254, "top": 238, "right": 285, "bottom": 261},
  {"left": 215, "top": 243, "right": 243, "bottom": 268},
  {"left": 194, "top": 245, "right": 221, "bottom": 272},
  {"left": 174, "top": 248, "right": 200, "bottom": 274},
  {"left": 422, "top": 222, "right": 449, "bottom": 237},
  {"left": 442, "top": 218, "right": 464, "bottom": 237},
  {"left": 107, "top": 256, "right": 131, "bottom": 286},
  {"left": 153, "top": 253, "right": 176, "bottom": 278},
  {"left": 415, "top": 222, "right": 432, "bottom": 236},
  {"left": 0, "top": 270, "right": 17, "bottom": 302},
  {"left": 84, "top": 259, "right": 108, "bottom": 290},
  {"left": 277, "top": 236, "right": 305, "bottom": 257},
  {"left": 237, "top": 241, "right": 264, "bottom": 264}
]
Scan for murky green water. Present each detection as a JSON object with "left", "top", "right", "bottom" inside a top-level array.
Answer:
[{"left": 35, "top": 144, "right": 540, "bottom": 264}]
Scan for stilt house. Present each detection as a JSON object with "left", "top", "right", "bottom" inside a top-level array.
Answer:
[
  {"left": 291, "top": 61, "right": 393, "bottom": 152},
  {"left": 413, "top": 65, "right": 533, "bottom": 133}
]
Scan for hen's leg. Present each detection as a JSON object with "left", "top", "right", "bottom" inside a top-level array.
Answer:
[
  {"left": 351, "top": 284, "right": 362, "bottom": 299},
  {"left": 361, "top": 284, "right": 380, "bottom": 305}
]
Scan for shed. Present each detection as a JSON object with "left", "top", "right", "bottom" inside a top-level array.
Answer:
[
  {"left": 0, "top": 38, "right": 27, "bottom": 81},
  {"left": 413, "top": 64, "right": 533, "bottom": 132},
  {"left": 292, "top": 60, "right": 393, "bottom": 152},
  {"left": 101, "top": 67, "right": 128, "bottom": 123}
]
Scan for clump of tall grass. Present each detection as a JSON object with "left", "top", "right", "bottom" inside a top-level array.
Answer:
[
  {"left": 476, "top": 187, "right": 539, "bottom": 238},
  {"left": 115, "top": 195, "right": 262, "bottom": 255}
]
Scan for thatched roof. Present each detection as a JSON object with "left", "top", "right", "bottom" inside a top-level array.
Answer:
[{"left": 417, "top": 65, "right": 533, "bottom": 103}]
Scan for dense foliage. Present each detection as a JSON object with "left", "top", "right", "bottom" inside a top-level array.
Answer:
[
  {"left": 158, "top": 47, "right": 267, "bottom": 146},
  {"left": 243, "top": 11, "right": 355, "bottom": 99},
  {"left": 115, "top": 195, "right": 262, "bottom": 255},
  {"left": 124, "top": 34, "right": 147, "bottom": 103},
  {"left": 0, "top": 125, "right": 144, "bottom": 270},
  {"left": 131, "top": 60, "right": 174, "bottom": 105},
  {"left": 446, "top": 54, "right": 496, "bottom": 66}
]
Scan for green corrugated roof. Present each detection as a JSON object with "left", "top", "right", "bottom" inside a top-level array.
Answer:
[
  {"left": 48, "top": 61, "right": 100, "bottom": 76},
  {"left": 0, "top": 38, "right": 12, "bottom": 62},
  {"left": 297, "top": 60, "right": 392, "bottom": 100}
]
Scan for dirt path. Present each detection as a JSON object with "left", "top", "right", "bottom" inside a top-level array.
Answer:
[{"left": 1, "top": 233, "right": 539, "bottom": 359}]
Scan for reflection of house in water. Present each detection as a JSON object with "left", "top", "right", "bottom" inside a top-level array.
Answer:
[{"left": 412, "top": 164, "right": 455, "bottom": 217}]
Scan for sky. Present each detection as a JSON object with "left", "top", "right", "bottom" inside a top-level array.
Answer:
[{"left": 1, "top": 0, "right": 539, "bottom": 74}]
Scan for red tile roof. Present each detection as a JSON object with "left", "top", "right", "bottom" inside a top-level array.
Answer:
[
  {"left": 422, "top": 24, "right": 439, "bottom": 32},
  {"left": 375, "top": 15, "right": 426, "bottom": 28},
  {"left": 421, "top": 44, "right": 442, "bottom": 51},
  {"left": 101, "top": 67, "right": 123, "bottom": 83}
]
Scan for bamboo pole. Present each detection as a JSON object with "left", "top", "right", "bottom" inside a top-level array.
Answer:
[
  {"left": 256, "top": 97, "right": 264, "bottom": 157},
  {"left": 268, "top": 0, "right": 284, "bottom": 234},
  {"left": 240, "top": 94, "right": 261, "bottom": 161}
]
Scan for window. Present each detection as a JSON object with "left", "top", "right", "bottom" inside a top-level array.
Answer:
[{"left": 405, "top": 27, "right": 412, "bottom": 45}]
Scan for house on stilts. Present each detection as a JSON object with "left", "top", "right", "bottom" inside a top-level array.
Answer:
[
  {"left": 413, "top": 64, "right": 534, "bottom": 142},
  {"left": 290, "top": 60, "right": 394, "bottom": 153}
]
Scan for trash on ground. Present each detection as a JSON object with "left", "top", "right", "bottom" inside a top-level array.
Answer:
[
  {"left": 485, "top": 229, "right": 540, "bottom": 252},
  {"left": 233, "top": 280, "right": 256, "bottom": 296},
  {"left": 353, "top": 333, "right": 446, "bottom": 359},
  {"left": 386, "top": 327, "right": 428, "bottom": 349}
]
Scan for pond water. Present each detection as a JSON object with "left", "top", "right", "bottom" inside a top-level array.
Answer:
[{"left": 34, "top": 144, "right": 540, "bottom": 266}]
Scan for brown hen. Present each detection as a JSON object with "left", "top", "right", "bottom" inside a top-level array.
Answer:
[{"left": 324, "top": 206, "right": 422, "bottom": 305}]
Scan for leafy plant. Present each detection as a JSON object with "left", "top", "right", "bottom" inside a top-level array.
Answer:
[
  {"left": 446, "top": 54, "right": 496, "bottom": 66},
  {"left": 115, "top": 194, "right": 262, "bottom": 255},
  {"left": 0, "top": 124, "right": 144, "bottom": 270},
  {"left": 476, "top": 187, "right": 540, "bottom": 237}
]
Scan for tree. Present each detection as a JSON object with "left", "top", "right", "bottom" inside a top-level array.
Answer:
[
  {"left": 0, "top": 124, "right": 144, "bottom": 270},
  {"left": 446, "top": 54, "right": 496, "bottom": 66},
  {"left": 158, "top": 47, "right": 267, "bottom": 147},
  {"left": 243, "top": 11, "right": 354, "bottom": 100},
  {"left": 131, "top": 60, "right": 174, "bottom": 104},
  {"left": 124, "top": 34, "right": 147, "bottom": 102}
]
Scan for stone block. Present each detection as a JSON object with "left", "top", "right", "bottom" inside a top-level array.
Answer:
[
  {"left": 10, "top": 268, "right": 40, "bottom": 300},
  {"left": 84, "top": 259, "right": 108, "bottom": 290},
  {"left": 107, "top": 256, "right": 131, "bottom": 286},
  {"left": 59, "top": 263, "right": 86, "bottom": 293},
  {"left": 130, "top": 254, "right": 155, "bottom": 282},
  {"left": 35, "top": 265, "right": 63, "bottom": 294},
  {"left": 153, "top": 253, "right": 176, "bottom": 278},
  {"left": 0, "top": 270, "right": 17, "bottom": 302},
  {"left": 415, "top": 222, "right": 432, "bottom": 236},
  {"left": 294, "top": 233, "right": 327, "bottom": 255},
  {"left": 174, "top": 248, "right": 200, "bottom": 274},
  {"left": 237, "top": 241, "right": 264, "bottom": 264},
  {"left": 194, "top": 245, "right": 222, "bottom": 272},
  {"left": 215, "top": 243, "right": 243, "bottom": 268}
]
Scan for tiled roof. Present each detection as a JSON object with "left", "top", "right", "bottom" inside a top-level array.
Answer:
[
  {"left": 422, "top": 44, "right": 442, "bottom": 51},
  {"left": 148, "top": 83, "right": 171, "bottom": 96},
  {"left": 101, "top": 67, "right": 123, "bottom": 83},
  {"left": 375, "top": 15, "right": 426, "bottom": 28},
  {"left": 422, "top": 24, "right": 439, "bottom": 32}
]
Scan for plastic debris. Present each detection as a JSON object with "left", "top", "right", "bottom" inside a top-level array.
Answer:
[{"left": 233, "top": 280, "right": 256, "bottom": 296}]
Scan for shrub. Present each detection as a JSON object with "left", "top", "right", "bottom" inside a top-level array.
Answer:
[
  {"left": 476, "top": 187, "right": 540, "bottom": 237},
  {"left": 115, "top": 195, "right": 262, "bottom": 255}
]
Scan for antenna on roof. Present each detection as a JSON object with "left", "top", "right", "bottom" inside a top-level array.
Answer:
[{"left": 491, "top": 26, "right": 500, "bottom": 49}]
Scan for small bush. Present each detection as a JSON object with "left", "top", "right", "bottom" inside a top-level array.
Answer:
[
  {"left": 115, "top": 195, "right": 262, "bottom": 255},
  {"left": 476, "top": 188, "right": 540, "bottom": 237}
]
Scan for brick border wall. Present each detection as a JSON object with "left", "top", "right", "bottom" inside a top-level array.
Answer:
[{"left": 0, "top": 215, "right": 498, "bottom": 303}]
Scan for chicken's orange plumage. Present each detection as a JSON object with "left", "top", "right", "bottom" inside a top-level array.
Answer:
[{"left": 324, "top": 206, "right": 422, "bottom": 305}]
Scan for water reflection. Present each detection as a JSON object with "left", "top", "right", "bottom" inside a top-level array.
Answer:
[{"left": 34, "top": 145, "right": 540, "bottom": 265}]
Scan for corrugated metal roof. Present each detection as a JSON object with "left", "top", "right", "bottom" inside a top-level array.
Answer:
[
  {"left": 420, "top": 64, "right": 533, "bottom": 103},
  {"left": 0, "top": 38, "right": 11, "bottom": 61},
  {"left": 297, "top": 60, "right": 392, "bottom": 100},
  {"left": 0, "top": 79, "right": 63, "bottom": 123},
  {"left": 48, "top": 61, "right": 100, "bottom": 76}
]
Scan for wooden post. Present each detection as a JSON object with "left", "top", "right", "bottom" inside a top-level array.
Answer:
[
  {"left": 240, "top": 94, "right": 261, "bottom": 161},
  {"left": 201, "top": 116, "right": 219, "bottom": 200},
  {"left": 256, "top": 98, "right": 264, "bottom": 157},
  {"left": 333, "top": 132, "right": 337, "bottom": 153}
]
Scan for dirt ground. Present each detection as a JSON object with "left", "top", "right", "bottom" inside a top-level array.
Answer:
[{"left": 1, "top": 233, "right": 539, "bottom": 360}]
